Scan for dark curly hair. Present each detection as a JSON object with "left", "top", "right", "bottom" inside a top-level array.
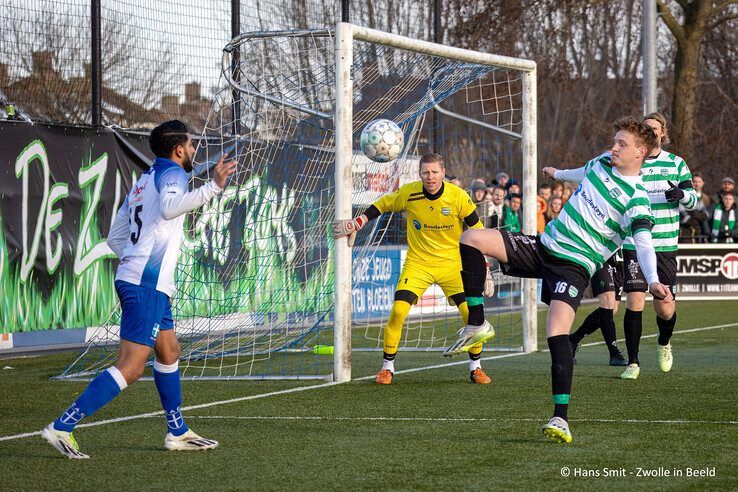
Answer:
[
  {"left": 613, "top": 117, "right": 658, "bottom": 156},
  {"left": 149, "top": 119, "right": 189, "bottom": 158}
]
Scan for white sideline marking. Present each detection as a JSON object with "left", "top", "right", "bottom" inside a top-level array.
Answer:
[
  {"left": 1, "top": 322, "right": 736, "bottom": 443},
  {"left": 186, "top": 415, "right": 738, "bottom": 426}
]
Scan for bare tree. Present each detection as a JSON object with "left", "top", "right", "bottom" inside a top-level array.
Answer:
[{"left": 656, "top": 0, "right": 738, "bottom": 163}]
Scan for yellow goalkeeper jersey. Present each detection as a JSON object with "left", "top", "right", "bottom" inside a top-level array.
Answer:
[{"left": 373, "top": 181, "right": 482, "bottom": 267}]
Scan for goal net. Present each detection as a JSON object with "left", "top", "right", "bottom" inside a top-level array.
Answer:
[{"left": 58, "top": 24, "right": 537, "bottom": 381}]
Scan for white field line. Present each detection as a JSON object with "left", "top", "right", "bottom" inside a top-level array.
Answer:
[
  {"left": 1, "top": 322, "right": 736, "bottom": 443},
  {"left": 186, "top": 415, "right": 738, "bottom": 425}
]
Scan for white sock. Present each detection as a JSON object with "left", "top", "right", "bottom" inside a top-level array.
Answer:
[
  {"left": 382, "top": 359, "right": 395, "bottom": 372},
  {"left": 469, "top": 359, "right": 481, "bottom": 371}
]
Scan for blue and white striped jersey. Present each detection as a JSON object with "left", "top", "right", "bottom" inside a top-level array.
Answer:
[{"left": 107, "top": 158, "right": 221, "bottom": 297}]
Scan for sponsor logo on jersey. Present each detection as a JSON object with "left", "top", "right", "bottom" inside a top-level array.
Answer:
[
  {"left": 579, "top": 189, "right": 607, "bottom": 220},
  {"left": 413, "top": 219, "right": 421, "bottom": 230},
  {"left": 132, "top": 181, "right": 147, "bottom": 197},
  {"left": 568, "top": 285, "right": 579, "bottom": 298},
  {"left": 441, "top": 207, "right": 450, "bottom": 216}
]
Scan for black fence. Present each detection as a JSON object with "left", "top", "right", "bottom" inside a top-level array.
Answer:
[{"left": 0, "top": 0, "right": 435, "bottom": 132}]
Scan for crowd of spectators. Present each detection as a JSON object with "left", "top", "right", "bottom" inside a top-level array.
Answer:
[
  {"left": 680, "top": 174, "right": 737, "bottom": 243},
  {"left": 450, "top": 170, "right": 737, "bottom": 244}
]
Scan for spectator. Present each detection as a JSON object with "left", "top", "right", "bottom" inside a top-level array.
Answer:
[
  {"left": 505, "top": 180, "right": 521, "bottom": 206},
  {"left": 538, "top": 184, "right": 552, "bottom": 202},
  {"left": 545, "top": 197, "right": 563, "bottom": 223},
  {"left": 715, "top": 177, "right": 735, "bottom": 203},
  {"left": 471, "top": 180, "right": 489, "bottom": 222},
  {"left": 561, "top": 182, "right": 573, "bottom": 203},
  {"left": 446, "top": 174, "right": 463, "bottom": 188},
  {"left": 679, "top": 171, "right": 710, "bottom": 242},
  {"left": 501, "top": 193, "right": 522, "bottom": 232},
  {"left": 536, "top": 194, "right": 548, "bottom": 234},
  {"left": 551, "top": 181, "right": 564, "bottom": 199},
  {"left": 709, "top": 192, "right": 738, "bottom": 243},
  {"left": 486, "top": 186, "right": 505, "bottom": 229},
  {"left": 493, "top": 171, "right": 509, "bottom": 189},
  {"left": 692, "top": 172, "right": 712, "bottom": 209}
]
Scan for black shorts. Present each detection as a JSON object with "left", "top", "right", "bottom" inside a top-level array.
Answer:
[
  {"left": 499, "top": 231, "right": 590, "bottom": 310},
  {"left": 622, "top": 249, "right": 678, "bottom": 298},
  {"left": 591, "top": 255, "right": 623, "bottom": 299}
]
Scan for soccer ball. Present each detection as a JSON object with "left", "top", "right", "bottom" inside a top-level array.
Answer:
[{"left": 360, "top": 119, "right": 404, "bottom": 162}]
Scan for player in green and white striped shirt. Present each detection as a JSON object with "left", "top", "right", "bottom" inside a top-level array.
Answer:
[
  {"left": 618, "top": 113, "right": 698, "bottom": 380},
  {"left": 452, "top": 118, "right": 672, "bottom": 444}
]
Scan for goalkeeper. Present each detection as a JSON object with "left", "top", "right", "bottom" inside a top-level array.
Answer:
[{"left": 334, "top": 153, "right": 496, "bottom": 385}]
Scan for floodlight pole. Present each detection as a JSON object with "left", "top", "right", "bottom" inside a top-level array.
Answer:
[{"left": 642, "top": 0, "right": 658, "bottom": 114}]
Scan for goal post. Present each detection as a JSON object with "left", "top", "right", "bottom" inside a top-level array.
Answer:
[
  {"left": 57, "top": 23, "right": 537, "bottom": 382},
  {"left": 334, "top": 23, "right": 538, "bottom": 381}
]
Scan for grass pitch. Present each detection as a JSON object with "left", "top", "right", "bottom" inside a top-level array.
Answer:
[{"left": 1, "top": 300, "right": 737, "bottom": 490}]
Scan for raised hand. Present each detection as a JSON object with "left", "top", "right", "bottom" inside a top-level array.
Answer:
[
  {"left": 213, "top": 153, "right": 237, "bottom": 189},
  {"left": 542, "top": 167, "right": 558, "bottom": 180}
]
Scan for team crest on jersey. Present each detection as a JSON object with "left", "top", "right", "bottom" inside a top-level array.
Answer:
[
  {"left": 609, "top": 188, "right": 622, "bottom": 199},
  {"left": 568, "top": 286, "right": 578, "bottom": 298},
  {"left": 441, "top": 207, "right": 450, "bottom": 216},
  {"left": 151, "top": 323, "right": 160, "bottom": 339},
  {"left": 413, "top": 219, "right": 421, "bottom": 230},
  {"left": 660, "top": 168, "right": 669, "bottom": 176}
]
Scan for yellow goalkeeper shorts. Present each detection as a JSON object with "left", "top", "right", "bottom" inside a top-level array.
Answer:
[{"left": 395, "top": 261, "right": 464, "bottom": 304}]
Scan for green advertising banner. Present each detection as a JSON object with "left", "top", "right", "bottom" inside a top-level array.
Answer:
[{"left": 0, "top": 122, "right": 148, "bottom": 335}]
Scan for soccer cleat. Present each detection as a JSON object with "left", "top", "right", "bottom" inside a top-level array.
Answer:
[
  {"left": 541, "top": 416, "right": 572, "bottom": 444},
  {"left": 608, "top": 351, "right": 628, "bottom": 366},
  {"left": 443, "top": 321, "right": 495, "bottom": 357},
  {"left": 375, "top": 369, "right": 393, "bottom": 385},
  {"left": 657, "top": 343, "right": 673, "bottom": 372},
  {"left": 620, "top": 363, "right": 640, "bottom": 379},
  {"left": 165, "top": 430, "right": 219, "bottom": 451},
  {"left": 41, "top": 423, "right": 89, "bottom": 459},
  {"left": 470, "top": 368, "right": 491, "bottom": 384}
]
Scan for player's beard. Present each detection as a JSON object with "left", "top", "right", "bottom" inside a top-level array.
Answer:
[{"left": 182, "top": 154, "right": 194, "bottom": 173}]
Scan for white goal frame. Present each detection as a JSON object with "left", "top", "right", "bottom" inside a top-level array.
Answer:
[{"left": 333, "top": 22, "right": 538, "bottom": 382}]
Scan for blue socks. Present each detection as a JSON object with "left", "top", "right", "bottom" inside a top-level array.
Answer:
[
  {"left": 53, "top": 361, "right": 187, "bottom": 437},
  {"left": 154, "top": 360, "right": 189, "bottom": 437},
  {"left": 54, "top": 366, "right": 127, "bottom": 432}
]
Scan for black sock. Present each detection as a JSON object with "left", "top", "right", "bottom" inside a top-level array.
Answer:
[
  {"left": 460, "top": 243, "right": 487, "bottom": 326},
  {"left": 548, "top": 335, "right": 573, "bottom": 421},
  {"left": 598, "top": 308, "right": 619, "bottom": 357},
  {"left": 382, "top": 352, "right": 396, "bottom": 362},
  {"left": 623, "top": 309, "right": 643, "bottom": 365},
  {"left": 657, "top": 311, "right": 676, "bottom": 346},
  {"left": 569, "top": 309, "right": 600, "bottom": 346},
  {"left": 468, "top": 351, "right": 481, "bottom": 361}
]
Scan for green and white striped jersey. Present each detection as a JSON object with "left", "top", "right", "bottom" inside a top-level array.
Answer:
[
  {"left": 622, "top": 149, "right": 697, "bottom": 252},
  {"left": 543, "top": 153, "right": 654, "bottom": 277}
]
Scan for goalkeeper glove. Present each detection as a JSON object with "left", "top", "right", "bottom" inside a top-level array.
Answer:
[
  {"left": 484, "top": 261, "right": 495, "bottom": 297},
  {"left": 333, "top": 216, "right": 367, "bottom": 247},
  {"left": 664, "top": 180, "right": 685, "bottom": 203}
]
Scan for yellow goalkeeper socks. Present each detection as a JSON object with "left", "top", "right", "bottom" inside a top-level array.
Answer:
[{"left": 383, "top": 300, "right": 412, "bottom": 354}]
